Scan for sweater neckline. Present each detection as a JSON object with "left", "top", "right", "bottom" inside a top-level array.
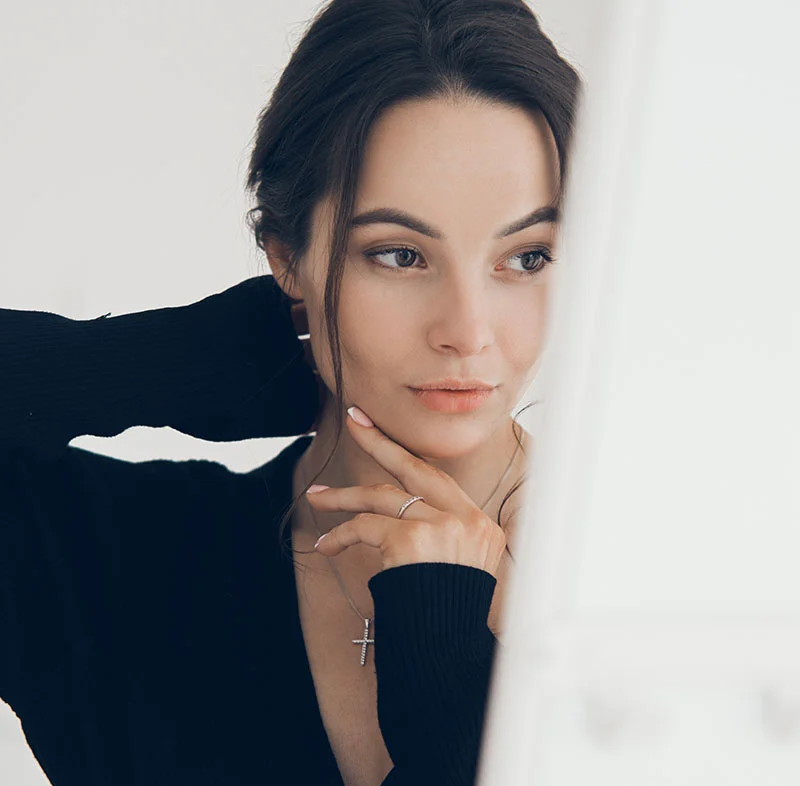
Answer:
[{"left": 253, "top": 434, "right": 346, "bottom": 785}]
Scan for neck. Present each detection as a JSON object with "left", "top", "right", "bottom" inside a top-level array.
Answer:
[{"left": 295, "top": 391, "right": 531, "bottom": 541}]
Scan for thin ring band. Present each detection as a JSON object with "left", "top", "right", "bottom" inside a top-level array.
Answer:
[{"left": 396, "top": 495, "right": 424, "bottom": 519}]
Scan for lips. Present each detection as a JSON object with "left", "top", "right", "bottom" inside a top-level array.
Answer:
[
  {"left": 411, "top": 378, "right": 496, "bottom": 391},
  {"left": 423, "top": 386, "right": 492, "bottom": 392},
  {"left": 410, "top": 386, "right": 494, "bottom": 413}
]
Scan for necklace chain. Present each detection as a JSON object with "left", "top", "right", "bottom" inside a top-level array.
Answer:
[{"left": 300, "top": 435, "right": 522, "bottom": 626}]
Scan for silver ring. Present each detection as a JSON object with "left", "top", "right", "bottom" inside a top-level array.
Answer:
[{"left": 396, "top": 495, "right": 424, "bottom": 519}]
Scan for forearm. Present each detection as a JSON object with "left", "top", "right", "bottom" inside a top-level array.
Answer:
[
  {"left": 0, "top": 275, "right": 319, "bottom": 457},
  {"left": 369, "top": 562, "right": 499, "bottom": 785}
]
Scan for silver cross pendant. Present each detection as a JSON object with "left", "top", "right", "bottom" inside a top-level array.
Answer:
[{"left": 352, "top": 618, "right": 375, "bottom": 667}]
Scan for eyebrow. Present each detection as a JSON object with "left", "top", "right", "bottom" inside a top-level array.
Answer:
[{"left": 349, "top": 205, "right": 560, "bottom": 240}]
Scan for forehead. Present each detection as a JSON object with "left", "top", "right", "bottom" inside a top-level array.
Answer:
[
  {"left": 354, "top": 97, "right": 560, "bottom": 238},
  {"left": 309, "top": 97, "right": 561, "bottom": 249}
]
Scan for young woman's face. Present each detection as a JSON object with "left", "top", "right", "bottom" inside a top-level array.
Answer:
[{"left": 293, "top": 96, "right": 560, "bottom": 459}]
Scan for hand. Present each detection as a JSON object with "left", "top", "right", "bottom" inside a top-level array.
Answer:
[
  {"left": 289, "top": 298, "right": 327, "bottom": 433},
  {"left": 306, "top": 406, "right": 507, "bottom": 578}
]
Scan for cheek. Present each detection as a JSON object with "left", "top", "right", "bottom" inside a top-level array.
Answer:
[
  {"left": 312, "top": 284, "right": 410, "bottom": 393},
  {"left": 314, "top": 278, "right": 550, "bottom": 389},
  {"left": 531, "top": 285, "right": 550, "bottom": 340},
  {"left": 339, "top": 291, "right": 407, "bottom": 370},
  {"left": 503, "top": 286, "right": 548, "bottom": 368}
]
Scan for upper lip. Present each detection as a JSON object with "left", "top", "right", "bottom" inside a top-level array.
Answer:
[{"left": 411, "top": 378, "right": 497, "bottom": 391}]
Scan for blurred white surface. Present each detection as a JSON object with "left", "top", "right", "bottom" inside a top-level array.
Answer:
[{"left": 480, "top": 0, "right": 800, "bottom": 783}]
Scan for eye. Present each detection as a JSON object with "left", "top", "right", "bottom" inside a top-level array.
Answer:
[
  {"left": 506, "top": 247, "right": 556, "bottom": 278},
  {"left": 363, "top": 246, "right": 421, "bottom": 271},
  {"left": 362, "top": 244, "right": 556, "bottom": 278}
]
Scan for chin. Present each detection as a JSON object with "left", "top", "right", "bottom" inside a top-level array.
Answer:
[{"left": 389, "top": 423, "right": 491, "bottom": 462}]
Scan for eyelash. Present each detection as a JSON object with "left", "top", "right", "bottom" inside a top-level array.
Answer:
[{"left": 362, "top": 244, "right": 556, "bottom": 279}]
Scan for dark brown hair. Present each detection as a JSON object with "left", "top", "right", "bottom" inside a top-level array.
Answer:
[{"left": 245, "top": 0, "right": 583, "bottom": 563}]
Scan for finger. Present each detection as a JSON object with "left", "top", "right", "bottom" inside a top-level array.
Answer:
[
  {"left": 306, "top": 484, "right": 445, "bottom": 524},
  {"left": 314, "top": 513, "right": 395, "bottom": 556},
  {"left": 344, "top": 406, "right": 476, "bottom": 517}
]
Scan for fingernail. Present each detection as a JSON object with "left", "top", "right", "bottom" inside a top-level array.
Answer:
[
  {"left": 314, "top": 534, "right": 328, "bottom": 550},
  {"left": 347, "top": 406, "right": 374, "bottom": 427},
  {"left": 306, "top": 485, "right": 330, "bottom": 494}
]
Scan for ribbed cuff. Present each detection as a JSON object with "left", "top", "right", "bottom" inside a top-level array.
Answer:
[
  {"left": 368, "top": 561, "right": 497, "bottom": 647},
  {"left": 368, "top": 562, "right": 498, "bottom": 784},
  {"left": 160, "top": 274, "right": 318, "bottom": 439}
]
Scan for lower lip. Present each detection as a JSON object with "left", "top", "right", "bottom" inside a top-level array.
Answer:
[{"left": 409, "top": 387, "right": 495, "bottom": 413}]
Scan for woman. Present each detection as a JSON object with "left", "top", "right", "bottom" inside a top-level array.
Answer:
[{"left": 0, "top": 1, "right": 581, "bottom": 784}]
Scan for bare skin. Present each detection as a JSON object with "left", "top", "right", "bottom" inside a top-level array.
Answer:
[{"left": 269, "top": 95, "right": 559, "bottom": 786}]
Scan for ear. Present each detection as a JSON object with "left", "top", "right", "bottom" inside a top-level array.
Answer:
[{"left": 264, "top": 235, "right": 304, "bottom": 301}]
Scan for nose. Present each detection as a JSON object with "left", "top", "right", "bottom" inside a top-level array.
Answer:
[{"left": 429, "top": 275, "right": 493, "bottom": 356}]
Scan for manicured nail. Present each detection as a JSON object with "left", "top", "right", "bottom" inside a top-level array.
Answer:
[
  {"left": 314, "top": 534, "right": 328, "bottom": 550},
  {"left": 306, "top": 485, "right": 330, "bottom": 494},
  {"left": 347, "top": 406, "right": 374, "bottom": 427}
]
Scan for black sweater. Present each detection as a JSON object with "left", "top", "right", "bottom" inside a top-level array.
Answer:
[{"left": 0, "top": 274, "right": 499, "bottom": 785}]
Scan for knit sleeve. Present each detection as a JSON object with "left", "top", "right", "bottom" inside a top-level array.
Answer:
[
  {"left": 0, "top": 274, "right": 319, "bottom": 459},
  {"left": 367, "top": 562, "right": 499, "bottom": 786},
  {"left": 0, "top": 274, "right": 318, "bottom": 705}
]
